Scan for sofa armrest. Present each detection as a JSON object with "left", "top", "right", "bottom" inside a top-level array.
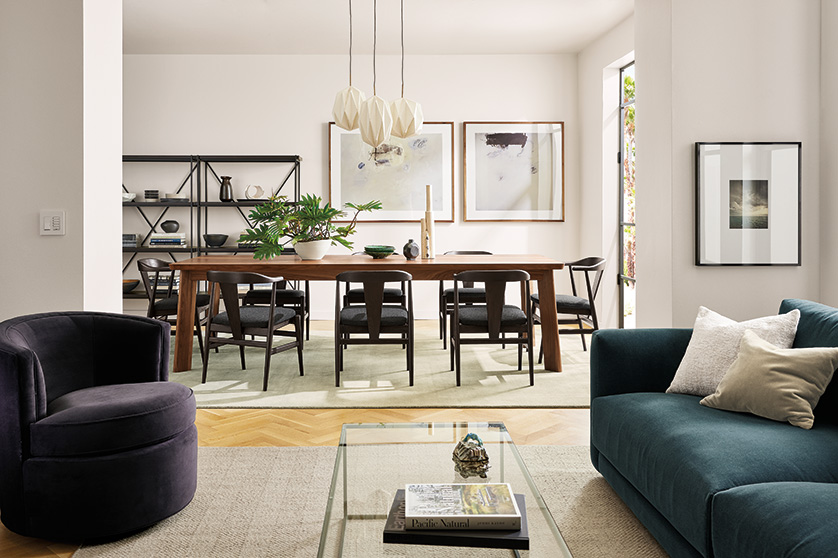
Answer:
[{"left": 590, "top": 328, "right": 693, "bottom": 400}]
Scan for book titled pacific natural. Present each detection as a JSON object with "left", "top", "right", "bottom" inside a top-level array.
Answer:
[{"left": 403, "top": 483, "right": 521, "bottom": 530}]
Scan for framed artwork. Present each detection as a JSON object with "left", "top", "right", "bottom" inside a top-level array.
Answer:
[
  {"left": 695, "top": 142, "right": 801, "bottom": 266},
  {"left": 463, "top": 122, "right": 565, "bottom": 222},
  {"left": 329, "top": 122, "right": 454, "bottom": 222}
]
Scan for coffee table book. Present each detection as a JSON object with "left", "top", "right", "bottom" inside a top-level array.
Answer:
[
  {"left": 384, "top": 489, "right": 529, "bottom": 550},
  {"left": 404, "top": 483, "right": 522, "bottom": 530}
]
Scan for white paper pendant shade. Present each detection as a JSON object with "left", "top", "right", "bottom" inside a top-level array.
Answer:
[
  {"left": 332, "top": 85, "right": 366, "bottom": 131},
  {"left": 358, "top": 95, "right": 393, "bottom": 147},
  {"left": 390, "top": 97, "right": 424, "bottom": 139}
]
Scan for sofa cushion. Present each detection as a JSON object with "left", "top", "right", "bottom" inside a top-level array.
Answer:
[
  {"left": 712, "top": 482, "right": 838, "bottom": 558},
  {"left": 700, "top": 330, "right": 838, "bottom": 429},
  {"left": 666, "top": 306, "right": 799, "bottom": 397},
  {"left": 780, "top": 299, "right": 838, "bottom": 425},
  {"left": 30, "top": 382, "right": 195, "bottom": 457},
  {"left": 591, "top": 392, "right": 838, "bottom": 556}
]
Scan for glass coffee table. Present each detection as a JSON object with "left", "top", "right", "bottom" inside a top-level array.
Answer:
[{"left": 316, "top": 422, "right": 573, "bottom": 557}]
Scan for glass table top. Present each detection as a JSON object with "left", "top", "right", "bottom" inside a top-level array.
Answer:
[{"left": 316, "top": 422, "right": 572, "bottom": 557}]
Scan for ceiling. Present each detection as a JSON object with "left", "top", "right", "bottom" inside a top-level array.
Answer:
[{"left": 123, "top": 0, "right": 634, "bottom": 55}]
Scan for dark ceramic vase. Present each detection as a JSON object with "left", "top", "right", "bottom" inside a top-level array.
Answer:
[
  {"left": 403, "top": 238, "right": 419, "bottom": 260},
  {"left": 161, "top": 220, "right": 179, "bottom": 233},
  {"left": 219, "top": 176, "right": 234, "bottom": 202}
]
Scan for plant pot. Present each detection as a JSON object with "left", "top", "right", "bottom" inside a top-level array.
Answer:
[{"left": 294, "top": 239, "right": 331, "bottom": 260}]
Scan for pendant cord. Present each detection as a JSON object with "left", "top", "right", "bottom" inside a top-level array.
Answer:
[
  {"left": 348, "top": 0, "right": 353, "bottom": 86},
  {"left": 400, "top": 0, "right": 405, "bottom": 98},
  {"left": 372, "top": 0, "right": 377, "bottom": 96}
]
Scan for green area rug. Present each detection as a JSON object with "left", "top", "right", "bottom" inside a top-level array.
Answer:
[
  {"left": 73, "top": 446, "right": 665, "bottom": 558},
  {"left": 170, "top": 321, "right": 590, "bottom": 408}
]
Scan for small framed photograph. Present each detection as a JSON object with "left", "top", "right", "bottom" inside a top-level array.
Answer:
[
  {"left": 329, "top": 122, "right": 454, "bottom": 222},
  {"left": 463, "top": 122, "right": 565, "bottom": 222},
  {"left": 695, "top": 142, "right": 801, "bottom": 266}
]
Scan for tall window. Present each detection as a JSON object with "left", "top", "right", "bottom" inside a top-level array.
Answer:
[{"left": 619, "top": 62, "right": 636, "bottom": 328}]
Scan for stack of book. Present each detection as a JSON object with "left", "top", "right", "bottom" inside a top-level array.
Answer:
[
  {"left": 148, "top": 233, "right": 187, "bottom": 247},
  {"left": 383, "top": 483, "right": 528, "bottom": 550},
  {"left": 123, "top": 233, "right": 139, "bottom": 248}
]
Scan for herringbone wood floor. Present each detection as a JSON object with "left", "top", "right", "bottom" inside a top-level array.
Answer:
[{"left": 0, "top": 407, "right": 589, "bottom": 557}]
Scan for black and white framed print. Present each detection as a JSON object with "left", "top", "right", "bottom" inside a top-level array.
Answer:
[
  {"left": 463, "top": 122, "right": 565, "bottom": 222},
  {"left": 695, "top": 142, "right": 801, "bottom": 266}
]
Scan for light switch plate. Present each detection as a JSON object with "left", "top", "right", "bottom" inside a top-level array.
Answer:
[{"left": 40, "top": 210, "right": 66, "bottom": 236}]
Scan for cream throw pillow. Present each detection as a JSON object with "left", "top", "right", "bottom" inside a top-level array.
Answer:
[
  {"left": 666, "top": 307, "right": 800, "bottom": 396},
  {"left": 700, "top": 330, "right": 838, "bottom": 429}
]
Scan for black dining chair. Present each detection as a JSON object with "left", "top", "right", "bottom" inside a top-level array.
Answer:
[
  {"left": 531, "top": 256, "right": 606, "bottom": 358},
  {"left": 335, "top": 270, "right": 414, "bottom": 387},
  {"left": 202, "top": 271, "right": 304, "bottom": 391},
  {"left": 438, "top": 251, "right": 493, "bottom": 349},
  {"left": 137, "top": 258, "right": 211, "bottom": 363},
  {"left": 242, "top": 280, "right": 311, "bottom": 342},
  {"left": 449, "top": 270, "right": 534, "bottom": 386}
]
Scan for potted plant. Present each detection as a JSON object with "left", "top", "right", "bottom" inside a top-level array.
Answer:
[{"left": 239, "top": 194, "right": 382, "bottom": 260}]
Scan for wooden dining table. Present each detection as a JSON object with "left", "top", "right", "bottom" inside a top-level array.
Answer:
[{"left": 168, "top": 253, "right": 565, "bottom": 373}]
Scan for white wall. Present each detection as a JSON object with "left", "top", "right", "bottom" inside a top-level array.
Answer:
[
  {"left": 636, "top": 0, "right": 822, "bottom": 327},
  {"left": 0, "top": 0, "right": 121, "bottom": 320},
  {"left": 577, "top": 16, "right": 635, "bottom": 329},
  {"left": 84, "top": 0, "right": 123, "bottom": 312},
  {"left": 820, "top": 0, "right": 838, "bottom": 307},
  {"left": 123, "top": 54, "right": 580, "bottom": 318}
]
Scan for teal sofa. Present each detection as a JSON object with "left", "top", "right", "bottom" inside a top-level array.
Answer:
[{"left": 590, "top": 299, "right": 838, "bottom": 558}]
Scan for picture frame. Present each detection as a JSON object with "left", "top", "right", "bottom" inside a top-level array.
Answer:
[
  {"left": 463, "top": 122, "right": 565, "bottom": 222},
  {"left": 695, "top": 142, "right": 801, "bottom": 266},
  {"left": 329, "top": 122, "right": 454, "bottom": 222}
]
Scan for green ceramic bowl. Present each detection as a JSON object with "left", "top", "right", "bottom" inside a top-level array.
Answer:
[{"left": 364, "top": 245, "right": 396, "bottom": 259}]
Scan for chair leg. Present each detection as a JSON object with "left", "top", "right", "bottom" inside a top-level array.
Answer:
[
  {"left": 441, "top": 302, "right": 448, "bottom": 350},
  {"left": 334, "top": 323, "right": 341, "bottom": 387},
  {"left": 296, "top": 316, "right": 304, "bottom": 376},
  {"left": 518, "top": 337, "right": 523, "bottom": 371},
  {"left": 538, "top": 340, "right": 544, "bottom": 365},
  {"left": 528, "top": 333, "right": 534, "bottom": 386},
  {"left": 455, "top": 338, "right": 462, "bottom": 387},
  {"left": 201, "top": 326, "right": 212, "bottom": 384},
  {"left": 407, "top": 329, "right": 414, "bottom": 387},
  {"left": 262, "top": 334, "right": 273, "bottom": 393},
  {"left": 578, "top": 317, "right": 588, "bottom": 351},
  {"left": 194, "top": 312, "right": 205, "bottom": 364},
  {"left": 240, "top": 346, "right": 246, "bottom": 370}
]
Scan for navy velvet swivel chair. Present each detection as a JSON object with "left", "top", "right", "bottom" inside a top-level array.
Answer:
[{"left": 0, "top": 311, "right": 198, "bottom": 541}]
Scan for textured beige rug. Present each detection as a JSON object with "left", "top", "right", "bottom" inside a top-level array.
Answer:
[
  {"left": 73, "top": 446, "right": 665, "bottom": 558},
  {"left": 171, "top": 320, "right": 591, "bottom": 408}
]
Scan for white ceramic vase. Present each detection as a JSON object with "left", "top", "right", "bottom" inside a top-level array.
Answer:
[{"left": 294, "top": 239, "right": 331, "bottom": 260}]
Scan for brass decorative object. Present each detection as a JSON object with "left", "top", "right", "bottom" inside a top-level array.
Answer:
[{"left": 452, "top": 432, "right": 490, "bottom": 479}]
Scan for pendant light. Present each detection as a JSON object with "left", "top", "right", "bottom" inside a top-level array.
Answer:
[
  {"left": 332, "top": 0, "right": 366, "bottom": 131},
  {"left": 390, "top": 0, "right": 423, "bottom": 139},
  {"left": 358, "top": 0, "right": 393, "bottom": 148}
]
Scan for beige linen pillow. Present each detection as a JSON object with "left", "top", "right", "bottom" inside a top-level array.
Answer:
[
  {"left": 700, "top": 330, "right": 838, "bottom": 429},
  {"left": 666, "top": 307, "right": 800, "bottom": 397}
]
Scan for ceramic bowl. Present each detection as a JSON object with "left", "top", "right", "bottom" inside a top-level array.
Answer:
[
  {"left": 203, "top": 234, "right": 228, "bottom": 247},
  {"left": 122, "top": 279, "right": 140, "bottom": 293},
  {"left": 364, "top": 245, "right": 396, "bottom": 259},
  {"left": 122, "top": 192, "right": 136, "bottom": 202}
]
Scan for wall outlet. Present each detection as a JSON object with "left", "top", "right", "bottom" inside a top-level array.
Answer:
[{"left": 40, "top": 210, "right": 66, "bottom": 236}]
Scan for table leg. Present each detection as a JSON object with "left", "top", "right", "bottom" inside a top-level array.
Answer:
[
  {"left": 537, "top": 272, "right": 563, "bottom": 372},
  {"left": 173, "top": 270, "right": 197, "bottom": 372}
]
